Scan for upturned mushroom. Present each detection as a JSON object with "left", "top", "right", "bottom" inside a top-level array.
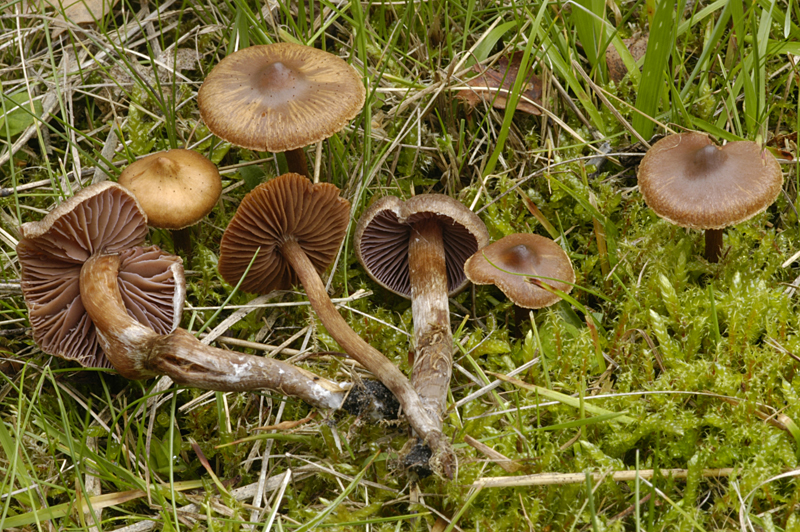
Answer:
[
  {"left": 18, "top": 182, "right": 172, "bottom": 369},
  {"left": 197, "top": 43, "right": 365, "bottom": 179},
  {"left": 638, "top": 132, "right": 783, "bottom": 262},
  {"left": 354, "top": 195, "right": 490, "bottom": 431},
  {"left": 217, "top": 173, "right": 456, "bottom": 478},
  {"left": 463, "top": 233, "right": 575, "bottom": 309},
  {"left": 17, "top": 182, "right": 368, "bottom": 412}
]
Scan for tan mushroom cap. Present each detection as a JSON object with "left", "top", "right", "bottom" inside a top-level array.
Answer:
[
  {"left": 197, "top": 43, "right": 366, "bottom": 153},
  {"left": 118, "top": 149, "right": 222, "bottom": 230},
  {"left": 464, "top": 233, "right": 574, "bottom": 309},
  {"left": 354, "top": 194, "right": 490, "bottom": 298},
  {"left": 218, "top": 173, "right": 350, "bottom": 294},
  {"left": 638, "top": 132, "right": 783, "bottom": 230}
]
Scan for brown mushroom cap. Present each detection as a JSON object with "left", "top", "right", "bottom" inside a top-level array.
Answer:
[
  {"left": 464, "top": 233, "right": 575, "bottom": 309},
  {"left": 638, "top": 132, "right": 783, "bottom": 230},
  {"left": 118, "top": 149, "right": 222, "bottom": 230},
  {"left": 354, "top": 195, "right": 490, "bottom": 298},
  {"left": 17, "top": 182, "right": 185, "bottom": 368},
  {"left": 197, "top": 43, "right": 366, "bottom": 153},
  {"left": 218, "top": 172, "right": 349, "bottom": 294}
]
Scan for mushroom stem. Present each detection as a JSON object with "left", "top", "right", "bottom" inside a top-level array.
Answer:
[
  {"left": 80, "top": 253, "right": 351, "bottom": 410},
  {"left": 172, "top": 227, "right": 193, "bottom": 265},
  {"left": 408, "top": 218, "right": 452, "bottom": 428},
  {"left": 284, "top": 148, "right": 309, "bottom": 179},
  {"left": 705, "top": 229, "right": 724, "bottom": 263},
  {"left": 280, "top": 238, "right": 455, "bottom": 478}
]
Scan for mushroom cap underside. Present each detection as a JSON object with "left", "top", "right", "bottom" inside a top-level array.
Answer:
[
  {"left": 218, "top": 172, "right": 350, "bottom": 294},
  {"left": 17, "top": 182, "right": 185, "bottom": 368},
  {"left": 354, "top": 194, "right": 490, "bottom": 298}
]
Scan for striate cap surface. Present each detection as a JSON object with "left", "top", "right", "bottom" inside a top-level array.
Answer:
[
  {"left": 197, "top": 43, "right": 366, "bottom": 153},
  {"left": 464, "top": 233, "right": 574, "bottom": 309},
  {"left": 638, "top": 132, "right": 783, "bottom": 230}
]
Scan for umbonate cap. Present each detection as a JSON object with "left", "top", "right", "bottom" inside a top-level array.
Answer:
[
  {"left": 197, "top": 43, "right": 366, "bottom": 153},
  {"left": 118, "top": 149, "right": 222, "bottom": 230},
  {"left": 464, "top": 233, "right": 574, "bottom": 309},
  {"left": 638, "top": 132, "right": 783, "bottom": 230}
]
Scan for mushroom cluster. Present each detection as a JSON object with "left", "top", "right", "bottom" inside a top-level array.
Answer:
[
  {"left": 17, "top": 182, "right": 379, "bottom": 413},
  {"left": 218, "top": 174, "right": 457, "bottom": 478},
  {"left": 15, "top": 31, "right": 786, "bottom": 489}
]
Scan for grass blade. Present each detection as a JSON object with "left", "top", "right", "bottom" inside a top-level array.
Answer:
[{"left": 632, "top": 0, "right": 676, "bottom": 138}]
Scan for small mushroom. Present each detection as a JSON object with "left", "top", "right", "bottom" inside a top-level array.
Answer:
[
  {"left": 218, "top": 173, "right": 456, "bottom": 478},
  {"left": 197, "top": 43, "right": 365, "bottom": 179},
  {"left": 638, "top": 132, "right": 783, "bottom": 262},
  {"left": 118, "top": 149, "right": 222, "bottom": 262},
  {"left": 463, "top": 233, "right": 575, "bottom": 309},
  {"left": 18, "top": 182, "right": 364, "bottom": 412},
  {"left": 118, "top": 149, "right": 221, "bottom": 230},
  {"left": 354, "top": 195, "right": 489, "bottom": 430}
]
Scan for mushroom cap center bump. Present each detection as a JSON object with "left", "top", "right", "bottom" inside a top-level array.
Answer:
[
  {"left": 464, "top": 233, "right": 574, "bottom": 310},
  {"left": 117, "top": 149, "right": 222, "bottom": 230},
  {"left": 197, "top": 43, "right": 366, "bottom": 153},
  {"left": 637, "top": 132, "right": 783, "bottom": 230},
  {"left": 499, "top": 243, "right": 541, "bottom": 273}
]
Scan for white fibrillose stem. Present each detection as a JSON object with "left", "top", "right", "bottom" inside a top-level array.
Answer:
[{"left": 80, "top": 253, "right": 351, "bottom": 411}]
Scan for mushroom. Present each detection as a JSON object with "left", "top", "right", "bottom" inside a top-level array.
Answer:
[
  {"left": 18, "top": 182, "right": 163, "bottom": 369},
  {"left": 463, "top": 233, "right": 575, "bottom": 309},
  {"left": 17, "top": 182, "right": 371, "bottom": 413},
  {"left": 638, "top": 132, "right": 783, "bottom": 262},
  {"left": 197, "top": 43, "right": 365, "bottom": 179},
  {"left": 118, "top": 149, "right": 221, "bottom": 230},
  {"left": 354, "top": 195, "right": 490, "bottom": 430},
  {"left": 218, "top": 173, "right": 455, "bottom": 478},
  {"left": 118, "top": 149, "right": 222, "bottom": 262}
]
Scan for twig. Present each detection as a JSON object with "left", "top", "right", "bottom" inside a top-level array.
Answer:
[{"left": 475, "top": 468, "right": 734, "bottom": 488}]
